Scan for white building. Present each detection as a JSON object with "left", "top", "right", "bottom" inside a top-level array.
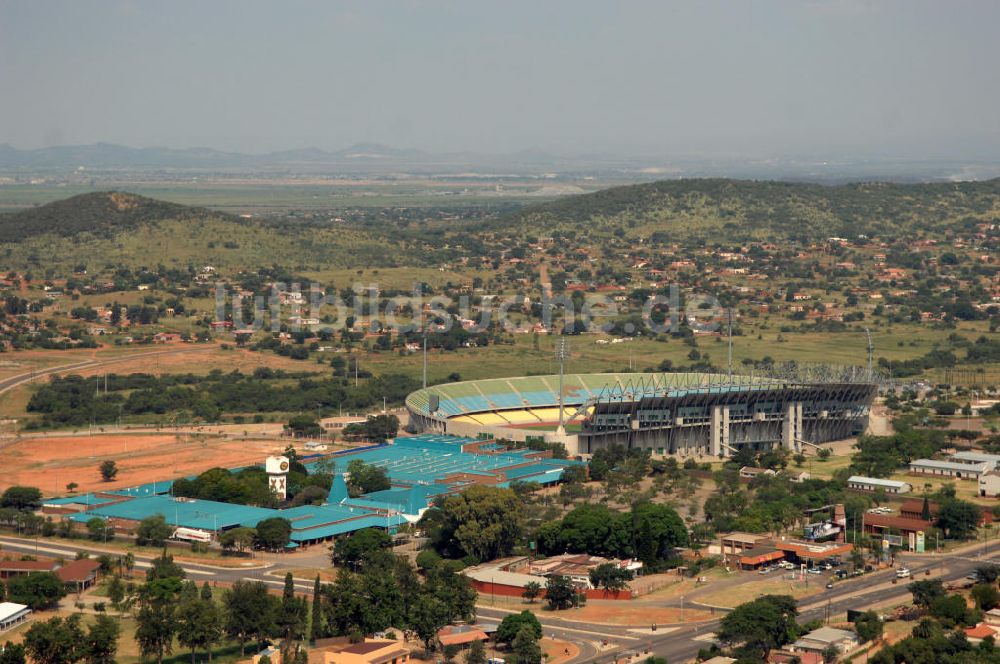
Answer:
[
  {"left": 980, "top": 471, "right": 1000, "bottom": 498},
  {"left": 0, "top": 602, "right": 31, "bottom": 632},
  {"left": 909, "top": 459, "right": 991, "bottom": 480}
]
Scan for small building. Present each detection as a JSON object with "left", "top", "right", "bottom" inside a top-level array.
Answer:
[
  {"left": 984, "top": 608, "right": 1000, "bottom": 626},
  {"left": 790, "top": 626, "right": 859, "bottom": 655},
  {"left": 965, "top": 623, "right": 1000, "bottom": 644},
  {"left": 846, "top": 476, "right": 911, "bottom": 494},
  {"left": 308, "top": 640, "right": 411, "bottom": 664},
  {"left": 153, "top": 333, "right": 181, "bottom": 344},
  {"left": 786, "top": 470, "right": 811, "bottom": 483},
  {"left": 437, "top": 624, "right": 489, "bottom": 648},
  {"left": 0, "top": 559, "right": 57, "bottom": 579},
  {"left": 739, "top": 466, "right": 777, "bottom": 480},
  {"left": 981, "top": 471, "right": 1000, "bottom": 497},
  {"left": 0, "top": 602, "right": 31, "bottom": 632},
  {"left": 718, "top": 532, "right": 768, "bottom": 557},
  {"left": 909, "top": 459, "right": 990, "bottom": 480},
  {"left": 56, "top": 558, "right": 101, "bottom": 591},
  {"left": 949, "top": 451, "right": 1000, "bottom": 469},
  {"left": 738, "top": 547, "right": 785, "bottom": 570},
  {"left": 863, "top": 513, "right": 933, "bottom": 539}
]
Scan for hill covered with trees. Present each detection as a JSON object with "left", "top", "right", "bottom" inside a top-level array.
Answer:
[
  {"left": 0, "top": 191, "right": 239, "bottom": 242},
  {"left": 0, "top": 191, "right": 411, "bottom": 273},
  {"left": 493, "top": 177, "right": 1000, "bottom": 242}
]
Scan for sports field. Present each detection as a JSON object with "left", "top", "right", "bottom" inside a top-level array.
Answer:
[{"left": 0, "top": 432, "right": 286, "bottom": 495}]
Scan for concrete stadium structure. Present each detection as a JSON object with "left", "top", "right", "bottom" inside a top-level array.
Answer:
[{"left": 406, "top": 367, "right": 880, "bottom": 457}]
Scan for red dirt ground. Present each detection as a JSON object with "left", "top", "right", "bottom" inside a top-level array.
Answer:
[{"left": 0, "top": 433, "right": 286, "bottom": 495}]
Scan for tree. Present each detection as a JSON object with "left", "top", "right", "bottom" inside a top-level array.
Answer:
[
  {"left": 310, "top": 575, "right": 324, "bottom": 642},
  {"left": 976, "top": 565, "right": 1000, "bottom": 584},
  {"left": 23, "top": 615, "right": 83, "bottom": 664},
  {"left": 921, "top": 496, "right": 931, "bottom": 521},
  {"left": 346, "top": 460, "right": 391, "bottom": 496},
  {"left": 6, "top": 572, "right": 66, "bottom": 610},
  {"left": 278, "top": 573, "right": 306, "bottom": 659},
  {"left": 545, "top": 575, "right": 577, "bottom": 611},
  {"left": 136, "top": 514, "right": 173, "bottom": 546},
  {"left": 717, "top": 595, "right": 798, "bottom": 657},
  {"left": 511, "top": 625, "right": 542, "bottom": 664},
  {"left": 135, "top": 577, "right": 182, "bottom": 664},
  {"left": 86, "top": 517, "right": 111, "bottom": 542},
  {"left": 0, "top": 486, "right": 42, "bottom": 510},
  {"left": 465, "top": 639, "right": 487, "bottom": 664},
  {"left": 146, "top": 552, "right": 186, "bottom": 582},
  {"left": 496, "top": 611, "right": 542, "bottom": 645},
  {"left": 176, "top": 597, "right": 223, "bottom": 664},
  {"left": 332, "top": 528, "right": 392, "bottom": 569},
  {"left": 936, "top": 499, "right": 982, "bottom": 539},
  {"left": 522, "top": 581, "right": 542, "bottom": 603},
  {"left": 0, "top": 642, "right": 25, "bottom": 664},
  {"left": 224, "top": 580, "right": 277, "bottom": 656},
  {"left": 220, "top": 527, "right": 257, "bottom": 555},
  {"left": 254, "top": 518, "right": 292, "bottom": 551},
  {"left": 972, "top": 583, "right": 1000, "bottom": 611},
  {"left": 588, "top": 563, "right": 634, "bottom": 592},
  {"left": 83, "top": 615, "right": 120, "bottom": 664},
  {"left": 408, "top": 592, "right": 449, "bottom": 651},
  {"left": 427, "top": 485, "right": 523, "bottom": 562},
  {"left": 821, "top": 643, "right": 839, "bottom": 663},
  {"left": 854, "top": 610, "right": 883, "bottom": 644},
  {"left": 908, "top": 579, "right": 946, "bottom": 609},
  {"left": 98, "top": 460, "right": 118, "bottom": 482}
]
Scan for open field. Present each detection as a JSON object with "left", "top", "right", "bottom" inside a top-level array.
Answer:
[
  {"left": 696, "top": 575, "right": 825, "bottom": 608},
  {"left": 0, "top": 432, "right": 287, "bottom": 495}
]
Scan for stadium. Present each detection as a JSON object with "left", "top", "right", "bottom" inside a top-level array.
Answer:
[{"left": 406, "top": 367, "right": 880, "bottom": 458}]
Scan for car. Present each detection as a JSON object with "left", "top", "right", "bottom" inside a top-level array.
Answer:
[
  {"left": 807, "top": 567, "right": 823, "bottom": 574},
  {"left": 835, "top": 570, "right": 848, "bottom": 579},
  {"left": 821, "top": 563, "right": 833, "bottom": 570},
  {"left": 826, "top": 582, "right": 834, "bottom": 589},
  {"left": 896, "top": 568, "right": 911, "bottom": 579}
]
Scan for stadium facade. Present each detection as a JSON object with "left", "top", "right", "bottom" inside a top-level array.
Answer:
[{"left": 406, "top": 368, "right": 879, "bottom": 457}]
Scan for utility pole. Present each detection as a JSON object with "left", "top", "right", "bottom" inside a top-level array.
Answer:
[
  {"left": 422, "top": 333, "right": 428, "bottom": 389},
  {"left": 556, "top": 338, "right": 568, "bottom": 434},
  {"left": 727, "top": 308, "right": 733, "bottom": 381}
]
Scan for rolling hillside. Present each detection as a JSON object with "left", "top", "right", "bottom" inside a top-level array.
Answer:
[
  {"left": 0, "top": 191, "right": 402, "bottom": 273},
  {"left": 495, "top": 178, "right": 1000, "bottom": 241}
]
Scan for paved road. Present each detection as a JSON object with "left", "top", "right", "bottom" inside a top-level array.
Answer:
[{"left": 3, "top": 531, "right": 999, "bottom": 663}]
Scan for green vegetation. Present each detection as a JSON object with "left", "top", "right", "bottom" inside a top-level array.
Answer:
[
  {"left": 499, "top": 177, "right": 1000, "bottom": 242},
  {"left": 24, "top": 369, "right": 418, "bottom": 429},
  {"left": 536, "top": 502, "right": 688, "bottom": 571}
]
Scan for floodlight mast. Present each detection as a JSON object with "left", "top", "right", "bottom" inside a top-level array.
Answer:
[
  {"left": 864, "top": 327, "right": 874, "bottom": 376},
  {"left": 556, "top": 338, "right": 568, "bottom": 435}
]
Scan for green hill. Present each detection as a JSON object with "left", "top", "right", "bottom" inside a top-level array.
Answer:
[
  {"left": 0, "top": 191, "right": 400, "bottom": 274},
  {"left": 496, "top": 177, "right": 1000, "bottom": 241},
  {"left": 0, "top": 191, "right": 238, "bottom": 242}
]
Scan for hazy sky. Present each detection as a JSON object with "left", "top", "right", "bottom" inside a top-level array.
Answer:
[{"left": 2, "top": 0, "right": 999, "bottom": 159}]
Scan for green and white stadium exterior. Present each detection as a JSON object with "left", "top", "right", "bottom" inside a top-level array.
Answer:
[{"left": 405, "top": 367, "right": 880, "bottom": 458}]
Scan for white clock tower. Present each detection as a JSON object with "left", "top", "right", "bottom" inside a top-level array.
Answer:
[{"left": 265, "top": 455, "right": 290, "bottom": 500}]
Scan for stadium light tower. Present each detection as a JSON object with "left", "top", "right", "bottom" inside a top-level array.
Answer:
[
  {"left": 864, "top": 327, "right": 873, "bottom": 376},
  {"left": 556, "top": 337, "right": 569, "bottom": 435},
  {"left": 727, "top": 308, "right": 734, "bottom": 381}
]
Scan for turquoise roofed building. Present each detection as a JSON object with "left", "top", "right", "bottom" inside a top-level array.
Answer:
[{"left": 48, "top": 433, "right": 582, "bottom": 550}]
